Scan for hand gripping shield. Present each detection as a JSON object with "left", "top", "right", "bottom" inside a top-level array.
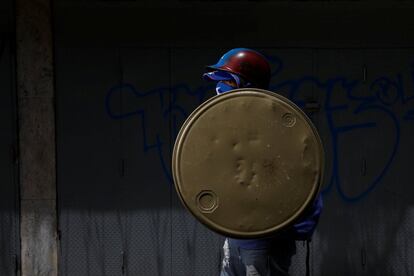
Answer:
[{"left": 172, "top": 89, "right": 324, "bottom": 238}]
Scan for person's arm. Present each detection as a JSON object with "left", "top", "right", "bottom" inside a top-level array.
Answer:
[{"left": 290, "top": 194, "right": 323, "bottom": 241}]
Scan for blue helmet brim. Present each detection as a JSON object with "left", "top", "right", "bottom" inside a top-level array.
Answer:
[{"left": 203, "top": 70, "right": 233, "bottom": 82}]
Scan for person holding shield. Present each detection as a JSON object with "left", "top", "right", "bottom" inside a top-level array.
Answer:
[{"left": 203, "top": 48, "right": 323, "bottom": 276}]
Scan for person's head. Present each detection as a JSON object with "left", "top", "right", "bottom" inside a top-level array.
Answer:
[{"left": 203, "top": 48, "right": 271, "bottom": 94}]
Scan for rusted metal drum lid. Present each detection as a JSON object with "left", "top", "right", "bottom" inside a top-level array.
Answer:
[{"left": 172, "top": 88, "right": 324, "bottom": 238}]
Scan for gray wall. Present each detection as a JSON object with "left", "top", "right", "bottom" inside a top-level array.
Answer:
[
  {"left": 54, "top": 1, "right": 414, "bottom": 275},
  {"left": 0, "top": 0, "right": 19, "bottom": 275}
]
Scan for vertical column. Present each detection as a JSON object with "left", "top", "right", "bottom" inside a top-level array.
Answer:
[{"left": 15, "top": 0, "right": 58, "bottom": 275}]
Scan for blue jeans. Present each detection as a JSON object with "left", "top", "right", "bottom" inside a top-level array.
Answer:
[{"left": 220, "top": 238, "right": 296, "bottom": 276}]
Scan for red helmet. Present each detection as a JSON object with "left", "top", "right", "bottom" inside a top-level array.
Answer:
[{"left": 206, "top": 48, "right": 271, "bottom": 89}]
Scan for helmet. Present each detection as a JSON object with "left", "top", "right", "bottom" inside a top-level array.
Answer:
[{"left": 206, "top": 48, "right": 271, "bottom": 89}]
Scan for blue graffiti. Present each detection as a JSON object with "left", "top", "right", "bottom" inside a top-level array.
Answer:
[
  {"left": 266, "top": 57, "right": 408, "bottom": 202},
  {"left": 105, "top": 82, "right": 215, "bottom": 183},
  {"left": 105, "top": 56, "right": 414, "bottom": 203}
]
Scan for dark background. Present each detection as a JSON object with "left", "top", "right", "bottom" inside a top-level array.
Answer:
[{"left": 2, "top": 0, "right": 414, "bottom": 275}]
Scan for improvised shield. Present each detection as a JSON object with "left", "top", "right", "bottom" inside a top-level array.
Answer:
[{"left": 172, "top": 88, "right": 324, "bottom": 238}]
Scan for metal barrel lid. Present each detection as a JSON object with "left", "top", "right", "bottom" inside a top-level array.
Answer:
[{"left": 172, "top": 88, "right": 324, "bottom": 238}]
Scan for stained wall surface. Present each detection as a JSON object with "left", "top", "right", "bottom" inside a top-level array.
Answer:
[
  {"left": 0, "top": 0, "right": 19, "bottom": 275},
  {"left": 55, "top": 2, "right": 414, "bottom": 275}
]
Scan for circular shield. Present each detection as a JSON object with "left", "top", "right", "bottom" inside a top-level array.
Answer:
[{"left": 172, "top": 88, "right": 324, "bottom": 238}]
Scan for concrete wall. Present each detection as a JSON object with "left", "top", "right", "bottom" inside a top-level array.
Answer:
[
  {"left": 16, "top": 0, "right": 58, "bottom": 275},
  {"left": 53, "top": 1, "right": 414, "bottom": 275}
]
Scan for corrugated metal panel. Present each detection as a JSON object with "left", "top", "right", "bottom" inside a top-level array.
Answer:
[{"left": 56, "top": 44, "right": 414, "bottom": 275}]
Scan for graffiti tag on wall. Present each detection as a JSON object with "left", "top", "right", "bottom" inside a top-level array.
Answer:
[{"left": 105, "top": 55, "right": 414, "bottom": 203}]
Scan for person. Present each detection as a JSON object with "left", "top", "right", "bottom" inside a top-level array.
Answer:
[{"left": 203, "top": 48, "right": 323, "bottom": 276}]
